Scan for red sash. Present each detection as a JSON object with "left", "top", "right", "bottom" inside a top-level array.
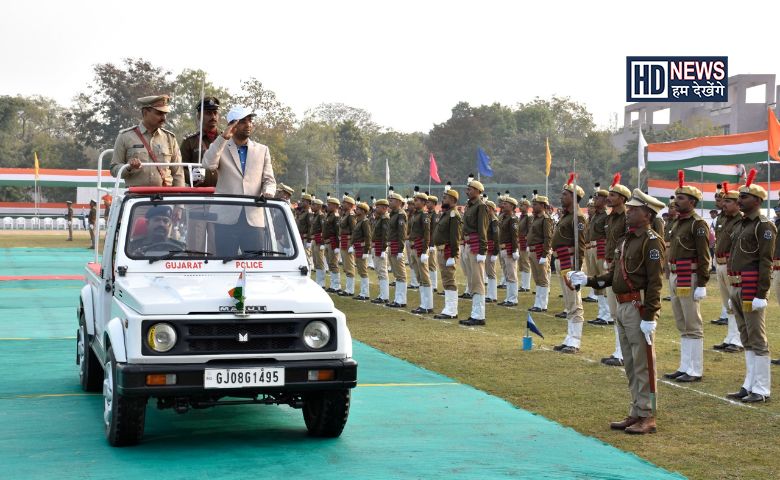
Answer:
[
  {"left": 487, "top": 239, "right": 495, "bottom": 254},
  {"left": 389, "top": 240, "right": 400, "bottom": 256},
  {"left": 340, "top": 234, "right": 349, "bottom": 250},
  {"left": 372, "top": 241, "right": 383, "bottom": 257},
  {"left": 673, "top": 259, "right": 693, "bottom": 288},
  {"left": 132, "top": 127, "right": 170, "bottom": 186},
  {"left": 467, "top": 232, "right": 480, "bottom": 254},
  {"left": 413, "top": 237, "right": 424, "bottom": 256},
  {"left": 518, "top": 234, "right": 527, "bottom": 250},
  {"left": 596, "top": 238, "right": 607, "bottom": 259},
  {"left": 329, "top": 236, "right": 338, "bottom": 250},
  {"left": 313, "top": 233, "right": 322, "bottom": 244},
  {"left": 503, "top": 242, "right": 514, "bottom": 254},
  {"left": 739, "top": 270, "right": 758, "bottom": 302},
  {"left": 444, "top": 244, "right": 453, "bottom": 259},
  {"left": 555, "top": 246, "right": 574, "bottom": 271},
  {"left": 530, "top": 243, "right": 544, "bottom": 259},
  {"left": 354, "top": 241, "right": 364, "bottom": 257}
]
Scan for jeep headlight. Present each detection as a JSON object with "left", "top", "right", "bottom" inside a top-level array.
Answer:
[
  {"left": 147, "top": 323, "right": 177, "bottom": 352},
  {"left": 303, "top": 321, "right": 330, "bottom": 349}
]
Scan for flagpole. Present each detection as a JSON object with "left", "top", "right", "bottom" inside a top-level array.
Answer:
[
  {"left": 428, "top": 156, "right": 432, "bottom": 193},
  {"left": 768, "top": 152, "right": 772, "bottom": 217}
]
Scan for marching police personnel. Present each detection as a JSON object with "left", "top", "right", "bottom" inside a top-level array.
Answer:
[
  {"left": 297, "top": 193, "right": 313, "bottom": 268},
  {"left": 551, "top": 176, "right": 587, "bottom": 354},
  {"left": 485, "top": 201, "right": 501, "bottom": 303},
  {"left": 338, "top": 196, "right": 357, "bottom": 296},
  {"left": 725, "top": 169, "right": 774, "bottom": 403},
  {"left": 386, "top": 193, "right": 409, "bottom": 307},
  {"left": 309, "top": 199, "right": 326, "bottom": 287},
  {"left": 371, "top": 199, "right": 392, "bottom": 304},
  {"left": 517, "top": 197, "right": 532, "bottom": 292},
  {"left": 66, "top": 201, "right": 74, "bottom": 241},
  {"left": 498, "top": 196, "right": 521, "bottom": 306},
  {"left": 587, "top": 184, "right": 611, "bottom": 325},
  {"left": 427, "top": 195, "right": 441, "bottom": 294},
  {"left": 406, "top": 195, "right": 420, "bottom": 290},
  {"left": 351, "top": 202, "right": 373, "bottom": 300},
  {"left": 409, "top": 192, "right": 434, "bottom": 314},
  {"left": 597, "top": 174, "right": 632, "bottom": 366},
  {"left": 433, "top": 189, "right": 463, "bottom": 319},
  {"left": 712, "top": 182, "right": 744, "bottom": 353},
  {"left": 711, "top": 187, "right": 729, "bottom": 325},
  {"left": 570, "top": 189, "right": 666, "bottom": 434},
  {"left": 87, "top": 200, "right": 97, "bottom": 249},
  {"left": 460, "top": 180, "right": 490, "bottom": 326},
  {"left": 110, "top": 95, "right": 184, "bottom": 187},
  {"left": 663, "top": 171, "right": 711, "bottom": 383},
  {"left": 323, "top": 197, "right": 342, "bottom": 293},
  {"left": 527, "top": 194, "right": 553, "bottom": 312},
  {"left": 180, "top": 96, "right": 220, "bottom": 187},
  {"left": 663, "top": 197, "right": 679, "bottom": 302}
]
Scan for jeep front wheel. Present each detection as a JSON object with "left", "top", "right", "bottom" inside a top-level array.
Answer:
[
  {"left": 77, "top": 320, "right": 102, "bottom": 392},
  {"left": 302, "top": 389, "right": 351, "bottom": 438},
  {"left": 103, "top": 347, "right": 147, "bottom": 446}
]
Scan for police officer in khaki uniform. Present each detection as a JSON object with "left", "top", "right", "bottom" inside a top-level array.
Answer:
[
  {"left": 87, "top": 200, "right": 97, "bottom": 249},
  {"left": 497, "top": 197, "right": 521, "bottom": 306},
  {"left": 484, "top": 200, "right": 501, "bottom": 303},
  {"left": 570, "top": 189, "right": 666, "bottom": 434},
  {"left": 110, "top": 95, "right": 184, "bottom": 187},
  {"left": 517, "top": 197, "right": 532, "bottom": 292},
  {"left": 371, "top": 199, "right": 391, "bottom": 304},
  {"left": 322, "top": 197, "right": 342, "bottom": 293},
  {"left": 664, "top": 171, "right": 711, "bottom": 383},
  {"left": 426, "top": 195, "right": 441, "bottom": 294},
  {"left": 662, "top": 197, "right": 678, "bottom": 302},
  {"left": 309, "top": 199, "right": 326, "bottom": 287},
  {"left": 712, "top": 182, "right": 744, "bottom": 353},
  {"left": 338, "top": 196, "right": 357, "bottom": 296},
  {"left": 296, "top": 193, "right": 313, "bottom": 268},
  {"left": 66, "top": 201, "right": 74, "bottom": 241},
  {"left": 527, "top": 194, "right": 554, "bottom": 312},
  {"left": 460, "top": 180, "right": 490, "bottom": 326},
  {"left": 433, "top": 189, "right": 463, "bottom": 319},
  {"left": 409, "top": 192, "right": 433, "bottom": 314},
  {"left": 351, "top": 202, "right": 372, "bottom": 300},
  {"left": 386, "top": 193, "right": 409, "bottom": 307},
  {"left": 724, "top": 171, "right": 774, "bottom": 403},
  {"left": 587, "top": 184, "right": 611, "bottom": 325},
  {"left": 551, "top": 176, "right": 587, "bottom": 353},
  {"left": 180, "top": 97, "right": 220, "bottom": 187}
]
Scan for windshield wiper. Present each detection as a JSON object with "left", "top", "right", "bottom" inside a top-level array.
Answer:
[
  {"left": 148, "top": 249, "right": 212, "bottom": 264},
  {"left": 222, "top": 249, "right": 287, "bottom": 263}
]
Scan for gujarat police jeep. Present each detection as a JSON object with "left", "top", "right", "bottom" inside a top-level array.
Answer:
[{"left": 77, "top": 161, "right": 357, "bottom": 446}]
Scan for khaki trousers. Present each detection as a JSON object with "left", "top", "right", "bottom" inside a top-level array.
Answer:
[
  {"left": 486, "top": 254, "right": 497, "bottom": 280},
  {"left": 460, "top": 244, "right": 472, "bottom": 292},
  {"left": 390, "top": 253, "right": 407, "bottom": 282},
  {"left": 616, "top": 302, "right": 655, "bottom": 418},
  {"left": 341, "top": 251, "right": 355, "bottom": 278},
  {"left": 356, "top": 254, "right": 368, "bottom": 278},
  {"left": 530, "top": 250, "right": 551, "bottom": 288},
  {"left": 716, "top": 264, "right": 733, "bottom": 314},
  {"left": 325, "top": 245, "right": 339, "bottom": 273},
  {"left": 556, "top": 259, "right": 583, "bottom": 322},
  {"left": 670, "top": 272, "right": 703, "bottom": 339},
  {"left": 585, "top": 248, "right": 606, "bottom": 295},
  {"left": 438, "top": 250, "right": 457, "bottom": 291},
  {"left": 501, "top": 251, "right": 518, "bottom": 283},
  {"left": 466, "top": 250, "right": 486, "bottom": 296},
  {"left": 518, "top": 249, "right": 530, "bottom": 273},
  {"left": 773, "top": 273, "right": 780, "bottom": 307},
  {"left": 729, "top": 286, "right": 770, "bottom": 356},
  {"left": 410, "top": 251, "right": 431, "bottom": 287},
  {"left": 428, "top": 246, "right": 438, "bottom": 273},
  {"left": 374, "top": 253, "right": 388, "bottom": 281},
  {"left": 311, "top": 240, "right": 325, "bottom": 271}
]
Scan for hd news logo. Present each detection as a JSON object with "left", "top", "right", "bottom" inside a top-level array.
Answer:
[{"left": 626, "top": 56, "right": 728, "bottom": 102}]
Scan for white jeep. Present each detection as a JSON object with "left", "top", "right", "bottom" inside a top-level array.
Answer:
[{"left": 77, "top": 160, "right": 356, "bottom": 446}]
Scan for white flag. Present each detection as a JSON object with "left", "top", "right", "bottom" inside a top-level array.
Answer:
[{"left": 638, "top": 128, "right": 647, "bottom": 172}]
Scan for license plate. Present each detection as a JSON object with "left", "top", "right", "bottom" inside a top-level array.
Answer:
[{"left": 204, "top": 367, "right": 285, "bottom": 389}]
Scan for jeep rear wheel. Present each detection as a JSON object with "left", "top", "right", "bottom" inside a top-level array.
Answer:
[
  {"left": 77, "top": 320, "right": 102, "bottom": 392},
  {"left": 104, "top": 347, "right": 147, "bottom": 446},
  {"left": 302, "top": 389, "right": 351, "bottom": 438}
]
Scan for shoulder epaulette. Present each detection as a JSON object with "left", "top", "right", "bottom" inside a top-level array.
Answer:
[
  {"left": 759, "top": 215, "right": 771, "bottom": 223},
  {"left": 160, "top": 127, "right": 177, "bottom": 137},
  {"left": 119, "top": 126, "right": 136, "bottom": 133}
]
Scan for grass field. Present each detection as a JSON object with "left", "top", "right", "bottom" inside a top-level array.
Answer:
[{"left": 3, "top": 232, "right": 778, "bottom": 479}]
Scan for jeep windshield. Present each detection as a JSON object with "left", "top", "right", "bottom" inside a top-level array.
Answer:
[{"left": 125, "top": 200, "right": 297, "bottom": 261}]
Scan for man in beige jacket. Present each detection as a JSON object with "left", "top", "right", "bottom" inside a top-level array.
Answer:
[{"left": 203, "top": 106, "right": 277, "bottom": 256}]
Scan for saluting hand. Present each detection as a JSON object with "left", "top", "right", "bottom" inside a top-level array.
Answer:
[{"left": 222, "top": 120, "right": 239, "bottom": 140}]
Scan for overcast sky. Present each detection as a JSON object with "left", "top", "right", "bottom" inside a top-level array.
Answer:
[{"left": 2, "top": 0, "right": 777, "bottom": 133}]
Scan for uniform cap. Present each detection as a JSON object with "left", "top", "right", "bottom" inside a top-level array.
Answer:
[
  {"left": 66, "top": 200, "right": 72, "bottom": 204},
  {"left": 675, "top": 170, "right": 703, "bottom": 201},
  {"left": 145, "top": 205, "right": 172, "bottom": 219},
  {"left": 312, "top": 198, "right": 324, "bottom": 206},
  {"left": 562, "top": 173, "right": 585, "bottom": 198},
  {"left": 196, "top": 96, "right": 220, "bottom": 112},
  {"left": 609, "top": 172, "right": 632, "bottom": 200},
  {"left": 738, "top": 168, "right": 767, "bottom": 200},
  {"left": 277, "top": 183, "right": 294, "bottom": 195},
  {"left": 342, "top": 195, "right": 356, "bottom": 205},
  {"left": 389, "top": 192, "right": 405, "bottom": 202},
  {"left": 502, "top": 196, "right": 518, "bottom": 206},
  {"left": 427, "top": 195, "right": 438, "bottom": 203},
  {"left": 413, "top": 192, "right": 429, "bottom": 201},
  {"left": 327, "top": 197, "right": 340, "bottom": 205},
  {"left": 626, "top": 189, "right": 665, "bottom": 214},
  {"left": 467, "top": 180, "right": 485, "bottom": 192},
  {"left": 444, "top": 189, "right": 459, "bottom": 201},
  {"left": 720, "top": 181, "right": 738, "bottom": 200},
  {"left": 357, "top": 202, "right": 370, "bottom": 212},
  {"left": 300, "top": 193, "right": 313, "bottom": 201},
  {"left": 486, "top": 200, "right": 496, "bottom": 209},
  {"left": 533, "top": 195, "right": 549, "bottom": 205},
  {"left": 138, "top": 95, "right": 171, "bottom": 113},
  {"left": 226, "top": 106, "right": 256, "bottom": 123},
  {"left": 375, "top": 199, "right": 390, "bottom": 206},
  {"left": 519, "top": 198, "right": 531, "bottom": 207}
]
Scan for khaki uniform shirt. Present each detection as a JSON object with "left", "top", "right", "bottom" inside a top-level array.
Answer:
[
  {"left": 180, "top": 131, "right": 219, "bottom": 186},
  {"left": 387, "top": 208, "right": 408, "bottom": 252},
  {"left": 110, "top": 124, "right": 184, "bottom": 186},
  {"left": 552, "top": 209, "right": 587, "bottom": 262},
  {"left": 373, "top": 214, "right": 390, "bottom": 251},
  {"left": 488, "top": 213, "right": 500, "bottom": 256},
  {"left": 605, "top": 208, "right": 627, "bottom": 263},
  {"left": 409, "top": 210, "right": 431, "bottom": 250},
  {"left": 462, "top": 197, "right": 490, "bottom": 255},
  {"left": 589, "top": 210, "right": 608, "bottom": 241},
  {"left": 590, "top": 225, "right": 665, "bottom": 321},
  {"left": 66, "top": 205, "right": 73, "bottom": 221},
  {"left": 433, "top": 208, "right": 463, "bottom": 259},
  {"left": 339, "top": 211, "right": 356, "bottom": 240},
  {"left": 728, "top": 210, "right": 777, "bottom": 298},
  {"left": 351, "top": 217, "right": 372, "bottom": 247},
  {"left": 308, "top": 211, "right": 324, "bottom": 239},
  {"left": 322, "top": 211, "right": 340, "bottom": 244},
  {"left": 296, "top": 208, "right": 311, "bottom": 241},
  {"left": 669, "top": 212, "right": 711, "bottom": 286},
  {"left": 499, "top": 212, "right": 520, "bottom": 252},
  {"left": 527, "top": 213, "right": 553, "bottom": 254},
  {"left": 714, "top": 212, "right": 742, "bottom": 257}
]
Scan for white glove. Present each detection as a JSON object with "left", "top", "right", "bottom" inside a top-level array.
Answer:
[
  {"left": 306, "top": 242, "right": 312, "bottom": 249},
  {"left": 380, "top": 251, "right": 387, "bottom": 259},
  {"left": 397, "top": 252, "right": 404, "bottom": 259},
  {"left": 567, "top": 270, "right": 588, "bottom": 287},
  {"left": 539, "top": 257, "right": 547, "bottom": 265},
  {"left": 445, "top": 258, "right": 455, "bottom": 267},
  {"left": 348, "top": 246, "right": 354, "bottom": 254},
  {"left": 429, "top": 246, "right": 436, "bottom": 253},
  {"left": 728, "top": 299, "right": 733, "bottom": 310},
  {"left": 603, "top": 261, "right": 609, "bottom": 270},
  {"left": 490, "top": 255, "right": 498, "bottom": 262},
  {"left": 319, "top": 245, "right": 326, "bottom": 251},
  {"left": 693, "top": 286, "right": 706, "bottom": 301},
  {"left": 190, "top": 166, "right": 205, "bottom": 185},
  {"left": 525, "top": 246, "right": 530, "bottom": 253},
  {"left": 512, "top": 251, "right": 520, "bottom": 261},
  {"left": 476, "top": 254, "right": 486, "bottom": 263},
  {"left": 752, "top": 297, "right": 768, "bottom": 311},
  {"left": 421, "top": 254, "right": 429, "bottom": 263},
  {"left": 334, "top": 248, "right": 340, "bottom": 255},
  {"left": 640, "top": 320, "right": 657, "bottom": 345},
  {"left": 500, "top": 250, "right": 508, "bottom": 258},
  {"left": 361, "top": 254, "right": 368, "bottom": 260}
]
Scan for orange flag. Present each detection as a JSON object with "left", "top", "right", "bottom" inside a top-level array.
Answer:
[{"left": 769, "top": 107, "right": 780, "bottom": 161}]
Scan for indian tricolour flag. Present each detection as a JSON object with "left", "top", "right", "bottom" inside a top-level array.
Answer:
[
  {"left": 647, "top": 178, "right": 775, "bottom": 211},
  {"left": 228, "top": 270, "right": 246, "bottom": 311},
  {"left": 647, "top": 130, "right": 772, "bottom": 174}
]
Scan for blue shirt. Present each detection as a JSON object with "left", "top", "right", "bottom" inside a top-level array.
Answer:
[{"left": 237, "top": 145, "right": 248, "bottom": 175}]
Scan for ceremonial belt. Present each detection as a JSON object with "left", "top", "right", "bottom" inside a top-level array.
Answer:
[
  {"left": 554, "top": 246, "right": 575, "bottom": 272},
  {"left": 372, "top": 241, "right": 384, "bottom": 257},
  {"left": 329, "top": 235, "right": 339, "bottom": 250},
  {"left": 529, "top": 243, "right": 545, "bottom": 259},
  {"left": 413, "top": 237, "right": 425, "bottom": 256},
  {"left": 353, "top": 241, "right": 364, "bottom": 258},
  {"left": 467, "top": 232, "right": 481, "bottom": 254},
  {"left": 389, "top": 240, "right": 401, "bottom": 256},
  {"left": 313, "top": 233, "right": 322, "bottom": 244},
  {"left": 444, "top": 244, "right": 453, "bottom": 260},
  {"left": 501, "top": 242, "right": 514, "bottom": 254},
  {"left": 671, "top": 259, "right": 694, "bottom": 296},
  {"left": 596, "top": 238, "right": 607, "bottom": 259},
  {"left": 340, "top": 234, "right": 350, "bottom": 250},
  {"left": 132, "top": 127, "right": 170, "bottom": 186},
  {"left": 518, "top": 234, "right": 527, "bottom": 250},
  {"left": 487, "top": 239, "right": 495, "bottom": 255},
  {"left": 716, "top": 253, "right": 730, "bottom": 265},
  {"left": 586, "top": 241, "right": 596, "bottom": 249},
  {"left": 728, "top": 270, "right": 759, "bottom": 312},
  {"left": 773, "top": 258, "right": 780, "bottom": 271},
  {"left": 669, "top": 260, "right": 697, "bottom": 272},
  {"left": 616, "top": 291, "right": 642, "bottom": 305},
  {"left": 619, "top": 241, "right": 646, "bottom": 317}
]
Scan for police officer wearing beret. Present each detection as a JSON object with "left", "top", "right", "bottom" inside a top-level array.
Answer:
[
  {"left": 433, "top": 189, "right": 463, "bottom": 319},
  {"left": 386, "top": 193, "right": 409, "bottom": 308},
  {"left": 110, "top": 95, "right": 184, "bottom": 187},
  {"left": 180, "top": 97, "right": 221, "bottom": 187},
  {"left": 460, "top": 180, "right": 490, "bottom": 326}
]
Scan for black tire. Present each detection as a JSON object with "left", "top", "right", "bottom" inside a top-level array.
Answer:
[
  {"left": 302, "top": 389, "right": 351, "bottom": 438},
  {"left": 104, "top": 347, "right": 147, "bottom": 446},
  {"left": 77, "top": 320, "right": 103, "bottom": 392}
]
